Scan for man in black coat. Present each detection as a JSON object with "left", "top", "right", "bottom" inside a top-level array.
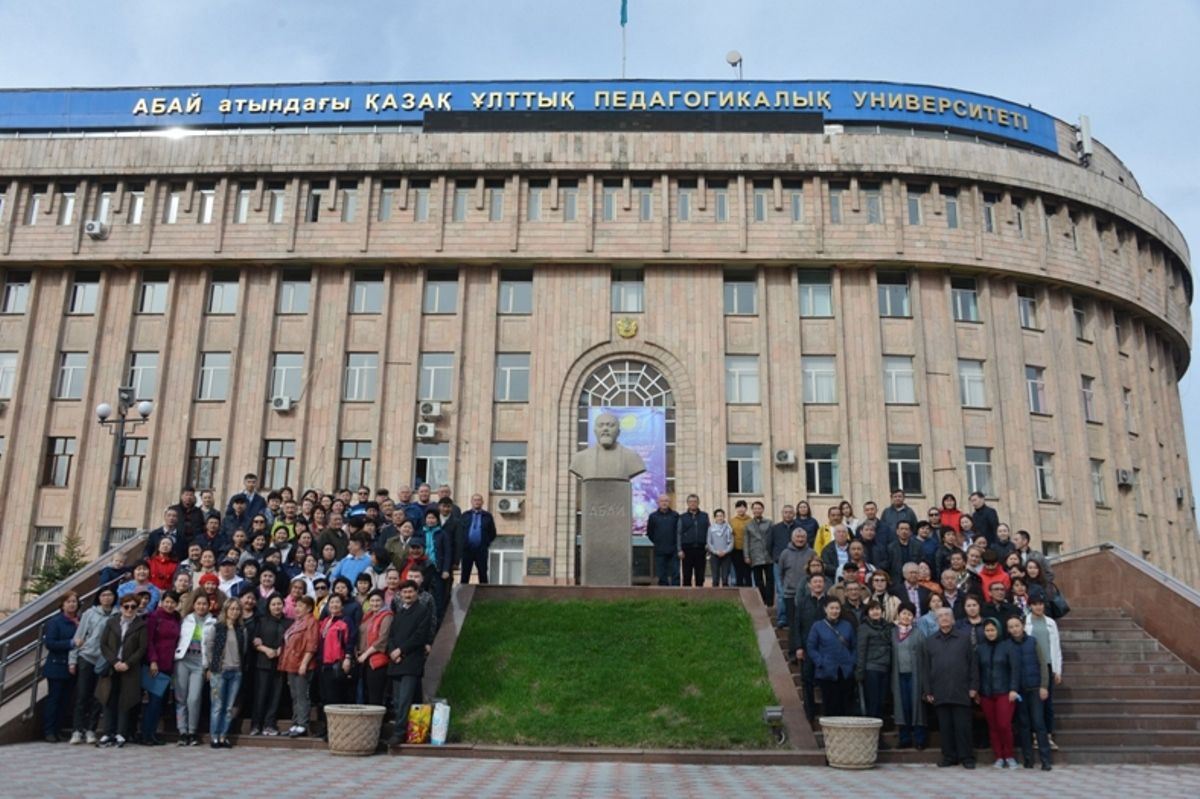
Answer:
[
  {"left": 385, "top": 580, "right": 433, "bottom": 745},
  {"left": 920, "top": 608, "right": 979, "bottom": 769},
  {"left": 459, "top": 494, "right": 497, "bottom": 584},
  {"left": 675, "top": 494, "right": 710, "bottom": 587},
  {"left": 968, "top": 491, "right": 1000, "bottom": 547},
  {"left": 169, "top": 487, "right": 207, "bottom": 547},
  {"left": 143, "top": 508, "right": 185, "bottom": 561},
  {"left": 645, "top": 495, "right": 681, "bottom": 586},
  {"left": 890, "top": 562, "right": 933, "bottom": 615},
  {"left": 789, "top": 572, "right": 827, "bottom": 722}
]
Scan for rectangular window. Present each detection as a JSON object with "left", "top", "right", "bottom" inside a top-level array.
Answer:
[
  {"left": 802, "top": 355, "right": 837, "bottom": 404},
  {"left": 1013, "top": 198, "right": 1026, "bottom": 238},
  {"left": 187, "top": 439, "right": 221, "bottom": 491},
  {"left": 883, "top": 356, "right": 916, "bottom": 404},
  {"left": 1017, "top": 286, "right": 1039, "bottom": 329},
  {"left": 44, "top": 437, "right": 76, "bottom": 486},
  {"left": 950, "top": 276, "right": 980, "bottom": 322},
  {"left": 196, "top": 186, "right": 215, "bottom": 224},
  {"left": 24, "top": 185, "right": 45, "bottom": 225},
  {"left": 1113, "top": 313, "right": 1128, "bottom": 352},
  {"left": 1081, "top": 375, "right": 1098, "bottom": 422},
  {"left": 267, "top": 184, "right": 286, "bottom": 224},
  {"left": 726, "top": 444, "right": 762, "bottom": 495},
  {"left": 499, "top": 269, "right": 533, "bottom": 315},
  {"left": 261, "top": 440, "right": 296, "bottom": 491},
  {"left": 785, "top": 181, "right": 804, "bottom": 222},
  {"left": 829, "top": 183, "right": 846, "bottom": 224},
  {"left": 207, "top": 270, "right": 239, "bottom": 315},
  {"left": 723, "top": 271, "right": 757, "bottom": 316},
  {"left": 611, "top": 268, "right": 644, "bottom": 313},
  {"left": 798, "top": 269, "right": 833, "bottom": 317},
  {"left": 29, "top": 527, "right": 62, "bottom": 575},
  {"left": 906, "top": 185, "right": 925, "bottom": 225},
  {"left": 495, "top": 353, "right": 531, "bottom": 402},
  {"left": 877, "top": 271, "right": 910, "bottom": 317},
  {"left": 1123, "top": 387, "right": 1135, "bottom": 433},
  {"left": 634, "top": 180, "right": 653, "bottom": 221},
  {"left": 804, "top": 445, "right": 840, "bottom": 496},
  {"left": 752, "top": 184, "right": 770, "bottom": 222},
  {"left": 1072, "top": 296, "right": 1089, "bottom": 340},
  {"left": 138, "top": 271, "right": 169, "bottom": 314},
  {"left": 163, "top": 186, "right": 182, "bottom": 224},
  {"left": 678, "top": 182, "right": 695, "bottom": 222},
  {"left": 527, "top": 181, "right": 545, "bottom": 222},
  {"left": 57, "top": 190, "right": 76, "bottom": 226},
  {"left": 602, "top": 181, "right": 620, "bottom": 222},
  {"left": 0, "top": 351, "right": 16, "bottom": 399},
  {"left": 197, "top": 352, "right": 230, "bottom": 401},
  {"left": 378, "top": 180, "right": 398, "bottom": 222},
  {"left": 127, "top": 352, "right": 159, "bottom": 401},
  {"left": 127, "top": 187, "right": 146, "bottom": 224},
  {"left": 958, "top": 359, "right": 986, "bottom": 407},
  {"left": 887, "top": 444, "right": 922, "bottom": 495},
  {"left": 982, "top": 192, "right": 999, "bottom": 233},
  {"left": 415, "top": 442, "right": 450, "bottom": 488},
  {"left": 351, "top": 270, "right": 384, "bottom": 314},
  {"left": 1133, "top": 467, "right": 1144, "bottom": 514},
  {"left": 95, "top": 186, "right": 114, "bottom": 225},
  {"left": 118, "top": 437, "right": 148, "bottom": 488},
  {"left": 491, "top": 442, "right": 527, "bottom": 492},
  {"left": 69, "top": 272, "right": 100, "bottom": 315},
  {"left": 2, "top": 271, "right": 31, "bottom": 314},
  {"left": 1026, "top": 365, "right": 1047, "bottom": 414},
  {"left": 339, "top": 440, "right": 372, "bottom": 489},
  {"left": 1069, "top": 212, "right": 1080, "bottom": 250},
  {"left": 713, "top": 182, "right": 729, "bottom": 223},
  {"left": 340, "top": 182, "right": 358, "bottom": 223},
  {"left": 233, "top": 187, "right": 252, "bottom": 224},
  {"left": 411, "top": 181, "right": 430, "bottom": 222},
  {"left": 965, "top": 447, "right": 994, "bottom": 497},
  {"left": 305, "top": 182, "right": 326, "bottom": 223},
  {"left": 1043, "top": 204, "right": 1057, "bottom": 239},
  {"left": 486, "top": 181, "right": 504, "bottom": 222},
  {"left": 724, "top": 355, "right": 760, "bottom": 404},
  {"left": 863, "top": 183, "right": 883, "bottom": 224},
  {"left": 452, "top": 185, "right": 470, "bottom": 222},
  {"left": 1034, "top": 451, "right": 1055, "bottom": 501},
  {"left": 1090, "top": 458, "right": 1107, "bottom": 506},
  {"left": 419, "top": 353, "right": 454, "bottom": 401},
  {"left": 423, "top": 271, "right": 459, "bottom": 314},
  {"left": 561, "top": 181, "right": 579, "bottom": 221},
  {"left": 271, "top": 352, "right": 304, "bottom": 400},
  {"left": 55, "top": 352, "right": 88, "bottom": 400},
  {"left": 277, "top": 268, "right": 311, "bottom": 314},
  {"left": 344, "top": 353, "right": 379, "bottom": 402},
  {"left": 944, "top": 189, "right": 959, "bottom": 229}
]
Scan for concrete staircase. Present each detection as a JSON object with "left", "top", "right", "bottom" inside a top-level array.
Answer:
[{"left": 776, "top": 604, "right": 1200, "bottom": 764}]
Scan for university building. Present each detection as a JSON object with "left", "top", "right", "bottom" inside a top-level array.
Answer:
[{"left": 0, "top": 79, "right": 1194, "bottom": 608}]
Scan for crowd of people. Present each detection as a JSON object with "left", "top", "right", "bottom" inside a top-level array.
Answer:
[
  {"left": 40, "top": 476, "right": 497, "bottom": 748},
  {"left": 644, "top": 489, "right": 1065, "bottom": 769}
]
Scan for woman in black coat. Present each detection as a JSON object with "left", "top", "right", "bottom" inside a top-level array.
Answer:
[
  {"left": 95, "top": 594, "right": 148, "bottom": 747},
  {"left": 42, "top": 591, "right": 80, "bottom": 742}
]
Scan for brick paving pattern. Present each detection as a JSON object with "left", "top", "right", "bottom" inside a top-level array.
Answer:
[{"left": 3, "top": 743, "right": 1199, "bottom": 798}]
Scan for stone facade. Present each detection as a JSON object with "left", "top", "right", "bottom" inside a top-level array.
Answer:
[{"left": 0, "top": 119, "right": 1195, "bottom": 608}]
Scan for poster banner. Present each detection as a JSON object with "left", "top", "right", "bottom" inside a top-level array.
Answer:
[{"left": 588, "top": 406, "right": 666, "bottom": 536}]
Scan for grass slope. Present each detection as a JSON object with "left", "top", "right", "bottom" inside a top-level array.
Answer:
[{"left": 437, "top": 598, "right": 776, "bottom": 748}]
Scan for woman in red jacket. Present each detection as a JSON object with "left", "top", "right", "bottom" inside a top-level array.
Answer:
[
  {"left": 939, "top": 494, "right": 963, "bottom": 533},
  {"left": 140, "top": 590, "right": 181, "bottom": 745},
  {"left": 147, "top": 537, "right": 179, "bottom": 592},
  {"left": 315, "top": 594, "right": 353, "bottom": 739},
  {"left": 355, "top": 590, "right": 393, "bottom": 708},
  {"left": 279, "top": 595, "right": 319, "bottom": 737}
]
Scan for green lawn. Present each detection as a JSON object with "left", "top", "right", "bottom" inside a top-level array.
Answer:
[{"left": 437, "top": 598, "right": 777, "bottom": 748}]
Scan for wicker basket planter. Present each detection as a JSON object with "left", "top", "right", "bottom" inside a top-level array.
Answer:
[
  {"left": 324, "top": 704, "right": 387, "bottom": 756},
  {"left": 819, "top": 716, "right": 883, "bottom": 769}
]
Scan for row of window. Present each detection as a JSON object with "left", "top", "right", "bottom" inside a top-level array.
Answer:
[
  {"left": 0, "top": 267, "right": 1124, "bottom": 340},
  {"left": 3, "top": 179, "right": 1089, "bottom": 241}
]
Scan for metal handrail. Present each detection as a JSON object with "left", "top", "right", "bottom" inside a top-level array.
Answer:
[{"left": 1050, "top": 540, "right": 1200, "bottom": 607}]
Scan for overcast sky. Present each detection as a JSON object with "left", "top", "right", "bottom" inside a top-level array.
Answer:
[{"left": 2, "top": 0, "right": 1197, "bottom": 507}]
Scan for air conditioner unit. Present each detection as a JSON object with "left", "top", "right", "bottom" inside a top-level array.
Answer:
[
  {"left": 497, "top": 496, "right": 524, "bottom": 514},
  {"left": 415, "top": 421, "right": 437, "bottom": 440},
  {"left": 270, "top": 395, "right": 294, "bottom": 413},
  {"left": 773, "top": 449, "right": 797, "bottom": 466},
  {"left": 1115, "top": 469, "right": 1134, "bottom": 488},
  {"left": 83, "top": 219, "right": 109, "bottom": 240},
  {"left": 419, "top": 401, "right": 443, "bottom": 419}
]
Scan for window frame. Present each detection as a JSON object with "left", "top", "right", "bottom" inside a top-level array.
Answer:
[
  {"left": 491, "top": 442, "right": 528, "bottom": 493},
  {"left": 804, "top": 445, "right": 840, "bottom": 496},
  {"left": 494, "top": 353, "right": 531, "bottom": 403},
  {"left": 801, "top": 355, "right": 837, "bottom": 404},
  {"left": 724, "top": 355, "right": 760, "bottom": 405},
  {"left": 725, "top": 444, "right": 763, "bottom": 495},
  {"left": 882, "top": 355, "right": 917, "bottom": 404}
]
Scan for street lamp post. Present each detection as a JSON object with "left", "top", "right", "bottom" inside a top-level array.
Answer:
[{"left": 95, "top": 387, "right": 152, "bottom": 549}]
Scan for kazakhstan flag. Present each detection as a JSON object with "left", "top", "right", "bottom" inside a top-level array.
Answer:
[{"left": 620, "top": 0, "right": 628, "bottom": 27}]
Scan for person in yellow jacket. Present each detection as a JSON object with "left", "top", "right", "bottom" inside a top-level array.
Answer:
[
  {"left": 813, "top": 504, "right": 844, "bottom": 555},
  {"left": 728, "top": 500, "right": 752, "bottom": 587}
]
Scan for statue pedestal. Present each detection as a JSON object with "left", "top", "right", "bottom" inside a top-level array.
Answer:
[{"left": 579, "top": 479, "right": 633, "bottom": 586}]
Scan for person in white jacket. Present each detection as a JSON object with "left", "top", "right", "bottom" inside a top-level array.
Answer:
[
  {"left": 173, "top": 593, "right": 217, "bottom": 746},
  {"left": 706, "top": 508, "right": 734, "bottom": 587},
  {"left": 1025, "top": 594, "right": 1062, "bottom": 751}
]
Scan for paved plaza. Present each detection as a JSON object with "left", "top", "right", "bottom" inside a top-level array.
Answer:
[{"left": 2, "top": 743, "right": 1198, "bottom": 798}]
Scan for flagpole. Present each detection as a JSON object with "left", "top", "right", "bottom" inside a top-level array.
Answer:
[{"left": 622, "top": 25, "right": 627, "bottom": 78}]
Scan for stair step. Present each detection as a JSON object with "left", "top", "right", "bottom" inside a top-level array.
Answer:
[
  {"left": 1055, "top": 714, "right": 1200, "bottom": 731},
  {"left": 1057, "top": 685, "right": 1200, "bottom": 700},
  {"left": 1068, "top": 662, "right": 1194, "bottom": 676},
  {"left": 1057, "top": 730, "right": 1200, "bottom": 747},
  {"left": 1064, "top": 673, "right": 1200, "bottom": 687},
  {"left": 1055, "top": 698, "right": 1200, "bottom": 714},
  {"left": 1064, "top": 651, "right": 1180, "bottom": 664},
  {"left": 1051, "top": 746, "right": 1200, "bottom": 765},
  {"left": 1060, "top": 629, "right": 1153, "bottom": 641},
  {"left": 1057, "top": 619, "right": 1142, "bottom": 630}
]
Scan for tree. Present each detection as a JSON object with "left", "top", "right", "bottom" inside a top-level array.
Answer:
[{"left": 24, "top": 528, "right": 90, "bottom": 598}]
